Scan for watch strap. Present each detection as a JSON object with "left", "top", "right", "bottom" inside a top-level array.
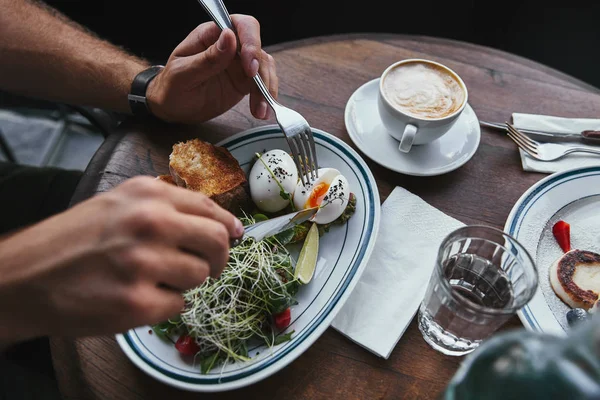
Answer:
[{"left": 128, "top": 65, "right": 164, "bottom": 117}]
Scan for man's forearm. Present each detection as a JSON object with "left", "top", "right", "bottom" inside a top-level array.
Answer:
[{"left": 0, "top": 0, "right": 149, "bottom": 113}]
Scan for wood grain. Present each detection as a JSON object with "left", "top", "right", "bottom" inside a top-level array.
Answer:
[{"left": 55, "top": 34, "right": 600, "bottom": 400}]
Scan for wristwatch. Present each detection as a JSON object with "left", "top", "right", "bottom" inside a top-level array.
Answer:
[{"left": 128, "top": 65, "right": 164, "bottom": 118}]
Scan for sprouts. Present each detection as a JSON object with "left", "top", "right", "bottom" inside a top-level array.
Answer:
[{"left": 179, "top": 225, "right": 298, "bottom": 372}]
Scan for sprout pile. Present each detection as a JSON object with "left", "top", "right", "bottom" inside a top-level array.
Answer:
[{"left": 153, "top": 216, "right": 299, "bottom": 373}]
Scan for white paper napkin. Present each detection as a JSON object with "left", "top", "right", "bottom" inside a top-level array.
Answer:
[
  {"left": 331, "top": 187, "right": 464, "bottom": 359},
  {"left": 513, "top": 113, "right": 600, "bottom": 173}
]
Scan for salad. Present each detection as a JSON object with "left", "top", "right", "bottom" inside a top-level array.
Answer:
[{"left": 153, "top": 149, "right": 356, "bottom": 373}]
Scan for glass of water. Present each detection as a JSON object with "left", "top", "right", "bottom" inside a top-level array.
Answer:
[{"left": 418, "top": 225, "right": 537, "bottom": 356}]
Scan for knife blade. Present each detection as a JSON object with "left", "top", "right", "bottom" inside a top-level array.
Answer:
[
  {"left": 230, "top": 207, "right": 318, "bottom": 247},
  {"left": 480, "top": 121, "right": 600, "bottom": 144}
]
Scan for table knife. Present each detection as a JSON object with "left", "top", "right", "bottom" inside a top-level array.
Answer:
[
  {"left": 480, "top": 121, "right": 600, "bottom": 144},
  {"left": 230, "top": 207, "right": 318, "bottom": 247}
]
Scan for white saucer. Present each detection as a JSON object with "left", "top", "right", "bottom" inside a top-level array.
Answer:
[{"left": 344, "top": 79, "right": 481, "bottom": 176}]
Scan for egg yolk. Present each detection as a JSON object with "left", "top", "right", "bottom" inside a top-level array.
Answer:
[{"left": 306, "top": 182, "right": 329, "bottom": 208}]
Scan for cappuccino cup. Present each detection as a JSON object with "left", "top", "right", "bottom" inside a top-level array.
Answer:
[{"left": 377, "top": 59, "right": 468, "bottom": 153}]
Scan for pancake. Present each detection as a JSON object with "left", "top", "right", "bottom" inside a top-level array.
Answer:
[{"left": 549, "top": 249, "right": 600, "bottom": 310}]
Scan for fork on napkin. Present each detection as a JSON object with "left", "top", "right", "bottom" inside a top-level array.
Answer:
[
  {"left": 512, "top": 113, "right": 600, "bottom": 174},
  {"left": 331, "top": 187, "right": 464, "bottom": 358}
]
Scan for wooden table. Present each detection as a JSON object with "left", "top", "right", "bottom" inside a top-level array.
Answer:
[{"left": 52, "top": 34, "right": 600, "bottom": 399}]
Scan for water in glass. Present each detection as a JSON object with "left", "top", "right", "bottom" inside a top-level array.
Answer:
[{"left": 418, "top": 226, "right": 537, "bottom": 356}]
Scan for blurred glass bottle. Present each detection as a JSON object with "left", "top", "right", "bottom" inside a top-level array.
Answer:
[{"left": 443, "top": 313, "right": 600, "bottom": 399}]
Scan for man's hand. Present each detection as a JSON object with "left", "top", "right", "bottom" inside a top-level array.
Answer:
[
  {"left": 1, "top": 2, "right": 277, "bottom": 122},
  {"left": 147, "top": 15, "right": 278, "bottom": 123},
  {"left": 0, "top": 177, "right": 243, "bottom": 344}
]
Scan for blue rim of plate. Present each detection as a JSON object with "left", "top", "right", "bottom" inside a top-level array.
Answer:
[
  {"left": 505, "top": 165, "right": 600, "bottom": 332},
  {"left": 117, "top": 126, "right": 380, "bottom": 387}
]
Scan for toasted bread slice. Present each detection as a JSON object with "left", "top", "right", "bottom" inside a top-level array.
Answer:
[
  {"left": 550, "top": 249, "right": 600, "bottom": 310},
  {"left": 169, "top": 139, "right": 249, "bottom": 213}
]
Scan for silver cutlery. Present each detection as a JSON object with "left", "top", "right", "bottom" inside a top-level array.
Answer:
[
  {"left": 197, "top": 0, "right": 319, "bottom": 186},
  {"left": 505, "top": 122, "right": 600, "bottom": 161},
  {"left": 481, "top": 120, "right": 600, "bottom": 144},
  {"left": 230, "top": 207, "right": 318, "bottom": 247}
]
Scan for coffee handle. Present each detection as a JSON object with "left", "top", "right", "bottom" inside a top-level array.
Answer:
[{"left": 399, "top": 124, "right": 418, "bottom": 153}]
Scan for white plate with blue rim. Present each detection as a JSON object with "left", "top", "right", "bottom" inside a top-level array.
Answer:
[
  {"left": 504, "top": 166, "right": 600, "bottom": 335},
  {"left": 115, "top": 124, "right": 381, "bottom": 392}
]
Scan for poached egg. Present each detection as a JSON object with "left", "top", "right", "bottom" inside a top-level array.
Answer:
[
  {"left": 293, "top": 168, "right": 350, "bottom": 224},
  {"left": 249, "top": 150, "right": 298, "bottom": 213}
]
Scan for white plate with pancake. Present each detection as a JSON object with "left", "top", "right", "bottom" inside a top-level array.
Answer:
[
  {"left": 505, "top": 166, "right": 600, "bottom": 335},
  {"left": 115, "top": 125, "right": 381, "bottom": 392},
  {"left": 344, "top": 78, "right": 481, "bottom": 176}
]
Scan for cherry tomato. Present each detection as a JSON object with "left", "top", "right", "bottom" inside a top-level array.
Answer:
[
  {"left": 274, "top": 308, "right": 291, "bottom": 330},
  {"left": 175, "top": 334, "right": 200, "bottom": 356}
]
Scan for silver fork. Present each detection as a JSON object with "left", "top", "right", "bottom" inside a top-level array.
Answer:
[
  {"left": 505, "top": 122, "right": 600, "bottom": 161},
  {"left": 197, "top": 0, "right": 319, "bottom": 186}
]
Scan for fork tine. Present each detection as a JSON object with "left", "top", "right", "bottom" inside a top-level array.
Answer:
[
  {"left": 293, "top": 135, "right": 312, "bottom": 186},
  {"left": 505, "top": 131, "right": 534, "bottom": 157},
  {"left": 506, "top": 130, "right": 537, "bottom": 153},
  {"left": 506, "top": 130, "right": 538, "bottom": 154},
  {"left": 505, "top": 122, "right": 539, "bottom": 147},
  {"left": 506, "top": 131, "right": 539, "bottom": 158},
  {"left": 505, "top": 123, "right": 538, "bottom": 153},
  {"left": 304, "top": 128, "right": 319, "bottom": 180},
  {"left": 505, "top": 122, "right": 524, "bottom": 141},
  {"left": 300, "top": 131, "right": 314, "bottom": 182},
  {"left": 286, "top": 137, "right": 306, "bottom": 187}
]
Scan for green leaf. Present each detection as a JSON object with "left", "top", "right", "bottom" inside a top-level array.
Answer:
[
  {"left": 289, "top": 222, "right": 310, "bottom": 244},
  {"left": 253, "top": 213, "right": 269, "bottom": 222},
  {"left": 152, "top": 319, "right": 180, "bottom": 339},
  {"left": 151, "top": 324, "right": 170, "bottom": 339},
  {"left": 239, "top": 342, "right": 248, "bottom": 358},
  {"left": 268, "top": 295, "right": 292, "bottom": 314},
  {"left": 273, "top": 227, "right": 295, "bottom": 245},
  {"left": 286, "top": 280, "right": 301, "bottom": 297},
  {"left": 278, "top": 255, "right": 292, "bottom": 269},
  {"left": 200, "top": 352, "right": 221, "bottom": 374},
  {"left": 273, "top": 330, "right": 295, "bottom": 346}
]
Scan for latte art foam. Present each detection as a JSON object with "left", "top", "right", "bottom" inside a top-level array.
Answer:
[{"left": 382, "top": 62, "right": 465, "bottom": 119}]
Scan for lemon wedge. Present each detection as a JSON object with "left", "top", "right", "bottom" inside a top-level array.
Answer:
[{"left": 294, "top": 222, "right": 319, "bottom": 284}]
